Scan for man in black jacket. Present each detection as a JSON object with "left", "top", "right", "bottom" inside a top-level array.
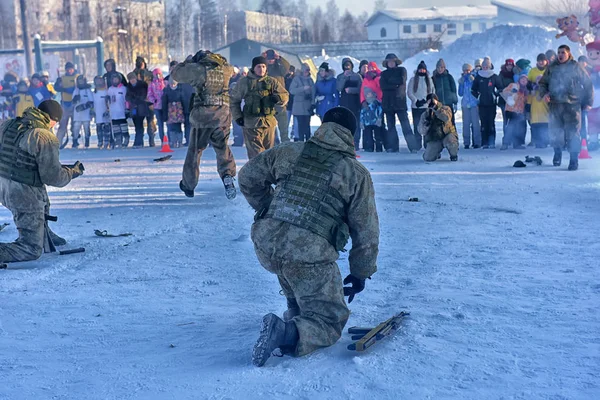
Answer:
[
  {"left": 471, "top": 58, "right": 502, "bottom": 148},
  {"left": 337, "top": 58, "right": 363, "bottom": 149},
  {"left": 380, "top": 53, "right": 417, "bottom": 152}
]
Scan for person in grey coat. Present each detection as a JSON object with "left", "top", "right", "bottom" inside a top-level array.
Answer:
[{"left": 289, "top": 64, "right": 316, "bottom": 142}]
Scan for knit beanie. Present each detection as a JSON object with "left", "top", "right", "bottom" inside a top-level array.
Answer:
[
  {"left": 417, "top": 60, "right": 428, "bottom": 71},
  {"left": 323, "top": 106, "right": 357, "bottom": 134},
  {"left": 482, "top": 57, "right": 492, "bottom": 69},
  {"left": 426, "top": 93, "right": 439, "bottom": 102},
  {"left": 38, "top": 100, "right": 63, "bottom": 122},
  {"left": 474, "top": 59, "right": 483, "bottom": 68},
  {"left": 505, "top": 59, "right": 515, "bottom": 66},
  {"left": 462, "top": 63, "right": 473, "bottom": 72},
  {"left": 252, "top": 56, "right": 268, "bottom": 70},
  {"left": 319, "top": 62, "right": 330, "bottom": 71},
  {"left": 65, "top": 62, "right": 75, "bottom": 70},
  {"left": 127, "top": 72, "right": 137, "bottom": 81},
  {"left": 436, "top": 59, "right": 446, "bottom": 69},
  {"left": 537, "top": 53, "right": 548, "bottom": 62},
  {"left": 359, "top": 60, "right": 369, "bottom": 69},
  {"left": 516, "top": 59, "right": 531, "bottom": 70}
]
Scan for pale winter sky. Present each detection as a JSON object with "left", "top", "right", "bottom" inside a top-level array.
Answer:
[{"left": 306, "top": 0, "right": 491, "bottom": 15}]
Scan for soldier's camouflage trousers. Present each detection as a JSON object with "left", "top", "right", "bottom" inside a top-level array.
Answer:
[
  {"left": 0, "top": 210, "right": 45, "bottom": 262},
  {"left": 255, "top": 247, "right": 350, "bottom": 357},
  {"left": 549, "top": 103, "right": 582, "bottom": 154},
  {"left": 423, "top": 133, "right": 459, "bottom": 161},
  {"left": 182, "top": 126, "right": 237, "bottom": 191},
  {"left": 243, "top": 126, "right": 277, "bottom": 160}
]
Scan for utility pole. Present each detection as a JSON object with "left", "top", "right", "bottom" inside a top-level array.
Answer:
[{"left": 19, "top": 0, "right": 33, "bottom": 76}]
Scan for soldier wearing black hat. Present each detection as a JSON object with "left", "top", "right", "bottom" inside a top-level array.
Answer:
[
  {"left": 238, "top": 106, "right": 380, "bottom": 367},
  {"left": 0, "top": 100, "right": 84, "bottom": 263},
  {"left": 230, "top": 56, "right": 289, "bottom": 159},
  {"left": 419, "top": 94, "right": 459, "bottom": 162}
]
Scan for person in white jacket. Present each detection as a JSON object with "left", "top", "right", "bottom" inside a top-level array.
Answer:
[
  {"left": 107, "top": 75, "right": 129, "bottom": 148},
  {"left": 71, "top": 76, "right": 94, "bottom": 148},
  {"left": 407, "top": 61, "right": 435, "bottom": 150},
  {"left": 93, "top": 76, "right": 112, "bottom": 149}
]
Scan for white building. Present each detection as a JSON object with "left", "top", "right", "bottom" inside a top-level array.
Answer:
[
  {"left": 491, "top": 0, "right": 567, "bottom": 26},
  {"left": 365, "top": 6, "right": 498, "bottom": 45}
]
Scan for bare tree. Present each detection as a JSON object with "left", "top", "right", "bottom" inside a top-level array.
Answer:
[
  {"left": 310, "top": 6, "right": 324, "bottom": 44},
  {"left": 374, "top": 0, "right": 387, "bottom": 12},
  {"left": 325, "top": 0, "right": 340, "bottom": 41},
  {"left": 543, "top": 0, "right": 588, "bottom": 26}
]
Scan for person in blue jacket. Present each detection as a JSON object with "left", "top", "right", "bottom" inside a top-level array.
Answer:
[
  {"left": 314, "top": 63, "right": 339, "bottom": 121},
  {"left": 28, "top": 73, "right": 53, "bottom": 106}
]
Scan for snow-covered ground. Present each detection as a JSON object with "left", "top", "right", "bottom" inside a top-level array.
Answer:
[{"left": 1, "top": 127, "right": 600, "bottom": 400}]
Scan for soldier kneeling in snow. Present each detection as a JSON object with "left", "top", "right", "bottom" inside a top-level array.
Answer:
[
  {"left": 0, "top": 100, "right": 84, "bottom": 263},
  {"left": 420, "top": 94, "right": 459, "bottom": 162},
  {"left": 238, "top": 107, "right": 380, "bottom": 367}
]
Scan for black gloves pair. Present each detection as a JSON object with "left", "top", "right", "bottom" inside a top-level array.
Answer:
[
  {"left": 70, "top": 161, "right": 85, "bottom": 178},
  {"left": 415, "top": 99, "right": 426, "bottom": 108},
  {"left": 343, "top": 274, "right": 366, "bottom": 303},
  {"left": 236, "top": 117, "right": 244, "bottom": 127}
]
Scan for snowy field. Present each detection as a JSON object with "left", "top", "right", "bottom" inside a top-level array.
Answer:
[{"left": 1, "top": 128, "right": 600, "bottom": 400}]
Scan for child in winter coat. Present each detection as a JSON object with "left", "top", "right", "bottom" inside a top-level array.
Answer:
[
  {"left": 527, "top": 53, "right": 550, "bottom": 148},
  {"left": 161, "top": 77, "right": 185, "bottom": 147},
  {"left": 458, "top": 63, "right": 481, "bottom": 148},
  {"left": 28, "top": 73, "right": 52, "bottom": 106},
  {"left": 72, "top": 75, "right": 94, "bottom": 148},
  {"left": 107, "top": 75, "right": 129, "bottom": 148},
  {"left": 147, "top": 68, "right": 166, "bottom": 142},
  {"left": 407, "top": 61, "right": 435, "bottom": 150},
  {"left": 360, "top": 87, "right": 384, "bottom": 152},
  {"left": 314, "top": 63, "right": 339, "bottom": 121},
  {"left": 93, "top": 76, "right": 112, "bottom": 149},
  {"left": 360, "top": 62, "right": 382, "bottom": 103},
  {"left": 13, "top": 81, "right": 34, "bottom": 117},
  {"left": 500, "top": 73, "right": 529, "bottom": 149}
]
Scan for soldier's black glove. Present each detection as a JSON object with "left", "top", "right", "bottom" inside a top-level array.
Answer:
[
  {"left": 236, "top": 117, "right": 244, "bottom": 127},
  {"left": 72, "top": 94, "right": 81, "bottom": 104},
  {"left": 75, "top": 104, "right": 85, "bottom": 112},
  {"left": 270, "top": 94, "right": 282, "bottom": 104},
  {"left": 71, "top": 161, "right": 85, "bottom": 178},
  {"left": 343, "top": 274, "right": 366, "bottom": 304},
  {"left": 416, "top": 99, "right": 426, "bottom": 108}
]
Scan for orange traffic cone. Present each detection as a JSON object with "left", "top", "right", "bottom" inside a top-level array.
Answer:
[
  {"left": 579, "top": 139, "right": 592, "bottom": 159},
  {"left": 160, "top": 133, "right": 174, "bottom": 153}
]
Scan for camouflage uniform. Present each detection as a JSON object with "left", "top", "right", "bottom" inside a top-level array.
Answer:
[
  {"left": 239, "top": 122, "right": 380, "bottom": 356},
  {"left": 538, "top": 56, "right": 594, "bottom": 153},
  {"left": 0, "top": 108, "right": 77, "bottom": 262},
  {"left": 171, "top": 53, "right": 237, "bottom": 191},
  {"left": 230, "top": 72, "right": 289, "bottom": 159},
  {"left": 419, "top": 104, "right": 459, "bottom": 161}
]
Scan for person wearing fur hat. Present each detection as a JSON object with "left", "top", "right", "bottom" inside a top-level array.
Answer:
[
  {"left": 230, "top": 55, "right": 289, "bottom": 160},
  {"left": 419, "top": 94, "right": 459, "bottom": 161},
  {"left": 458, "top": 64, "right": 481, "bottom": 149},
  {"left": 314, "top": 62, "right": 339, "bottom": 121},
  {"left": 380, "top": 53, "right": 417, "bottom": 152},
  {"left": 408, "top": 61, "right": 435, "bottom": 150},
  {"left": 238, "top": 106, "right": 379, "bottom": 368},
  {"left": 527, "top": 54, "right": 550, "bottom": 148},
  {"left": 54, "top": 61, "right": 79, "bottom": 149},
  {"left": 432, "top": 59, "right": 458, "bottom": 126},
  {"left": 0, "top": 100, "right": 84, "bottom": 263},
  {"left": 337, "top": 58, "right": 363, "bottom": 150},
  {"left": 472, "top": 57, "right": 503, "bottom": 148},
  {"left": 289, "top": 64, "right": 315, "bottom": 142},
  {"left": 539, "top": 45, "right": 594, "bottom": 171}
]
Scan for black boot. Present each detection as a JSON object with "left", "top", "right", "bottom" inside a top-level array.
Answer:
[
  {"left": 179, "top": 181, "right": 194, "bottom": 198},
  {"left": 85, "top": 136, "right": 90, "bottom": 148},
  {"left": 149, "top": 134, "right": 155, "bottom": 147},
  {"left": 222, "top": 175, "right": 237, "bottom": 200},
  {"left": 553, "top": 148, "right": 562, "bottom": 166},
  {"left": 568, "top": 153, "right": 579, "bottom": 171},
  {"left": 283, "top": 298, "right": 300, "bottom": 322},
  {"left": 252, "top": 313, "right": 299, "bottom": 367}
]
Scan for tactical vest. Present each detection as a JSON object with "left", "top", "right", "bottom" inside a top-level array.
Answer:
[
  {"left": 0, "top": 118, "right": 43, "bottom": 187},
  {"left": 196, "top": 65, "right": 229, "bottom": 107},
  {"left": 15, "top": 94, "right": 35, "bottom": 117},
  {"left": 427, "top": 112, "right": 446, "bottom": 140},
  {"left": 61, "top": 74, "right": 78, "bottom": 102},
  {"left": 243, "top": 77, "right": 276, "bottom": 117},
  {"left": 264, "top": 142, "right": 350, "bottom": 251}
]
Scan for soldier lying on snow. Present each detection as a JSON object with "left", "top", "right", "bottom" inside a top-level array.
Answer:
[
  {"left": 238, "top": 106, "right": 380, "bottom": 367},
  {"left": 0, "top": 100, "right": 84, "bottom": 263}
]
